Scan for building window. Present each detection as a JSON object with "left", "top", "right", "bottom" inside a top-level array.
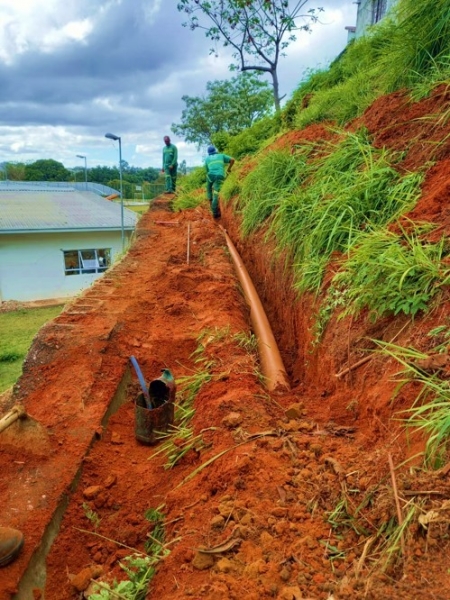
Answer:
[
  {"left": 372, "top": 0, "right": 387, "bottom": 24},
  {"left": 64, "top": 249, "right": 111, "bottom": 276}
]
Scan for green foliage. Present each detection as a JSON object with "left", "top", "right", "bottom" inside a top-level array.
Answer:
[
  {"left": 172, "top": 167, "right": 207, "bottom": 212},
  {"left": 295, "top": 69, "right": 382, "bottom": 130},
  {"left": 88, "top": 510, "right": 168, "bottom": 599},
  {"left": 172, "top": 192, "right": 203, "bottom": 212},
  {"left": 82, "top": 503, "right": 101, "bottom": 529},
  {"left": 220, "top": 168, "right": 241, "bottom": 203},
  {"left": 144, "top": 508, "right": 166, "bottom": 554},
  {"left": 211, "top": 131, "right": 230, "bottom": 152},
  {"left": 409, "top": 57, "right": 450, "bottom": 101},
  {"left": 237, "top": 148, "right": 311, "bottom": 236},
  {"left": 378, "top": 0, "right": 450, "bottom": 91},
  {"left": 88, "top": 555, "right": 156, "bottom": 600},
  {"left": 376, "top": 339, "right": 450, "bottom": 467},
  {"left": 24, "top": 159, "right": 71, "bottom": 182},
  {"left": 275, "top": 130, "right": 422, "bottom": 292},
  {"left": 0, "top": 162, "right": 26, "bottom": 181},
  {"left": 282, "top": 0, "right": 450, "bottom": 129},
  {"left": 171, "top": 73, "right": 273, "bottom": 148},
  {"left": 0, "top": 305, "right": 64, "bottom": 393},
  {"left": 177, "top": 0, "right": 323, "bottom": 110},
  {"left": 312, "top": 286, "right": 348, "bottom": 346},
  {"left": 176, "top": 167, "right": 206, "bottom": 194},
  {"left": 232, "top": 331, "right": 258, "bottom": 354},
  {"left": 225, "top": 114, "right": 281, "bottom": 159},
  {"left": 332, "top": 227, "right": 450, "bottom": 321},
  {"left": 236, "top": 127, "right": 422, "bottom": 293}
]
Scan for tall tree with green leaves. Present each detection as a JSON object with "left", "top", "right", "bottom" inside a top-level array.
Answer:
[
  {"left": 0, "top": 162, "right": 26, "bottom": 181},
  {"left": 177, "top": 0, "right": 323, "bottom": 111},
  {"left": 172, "top": 72, "right": 273, "bottom": 147},
  {"left": 24, "top": 159, "right": 71, "bottom": 182}
]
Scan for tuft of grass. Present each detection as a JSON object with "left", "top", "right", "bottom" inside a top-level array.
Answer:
[
  {"left": 376, "top": 339, "right": 450, "bottom": 467},
  {"left": 330, "top": 224, "right": 450, "bottom": 321},
  {"left": 237, "top": 148, "right": 312, "bottom": 237},
  {"left": 232, "top": 330, "right": 258, "bottom": 354},
  {"left": 265, "top": 128, "right": 423, "bottom": 293},
  {"left": 88, "top": 509, "right": 169, "bottom": 600},
  {"left": 82, "top": 503, "right": 101, "bottom": 529}
]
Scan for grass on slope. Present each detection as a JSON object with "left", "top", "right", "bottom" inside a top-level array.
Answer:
[
  {"left": 0, "top": 305, "right": 64, "bottom": 393},
  {"left": 282, "top": 0, "right": 450, "bottom": 131}
]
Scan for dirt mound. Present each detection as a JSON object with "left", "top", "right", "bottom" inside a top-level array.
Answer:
[{"left": 2, "top": 84, "right": 450, "bottom": 600}]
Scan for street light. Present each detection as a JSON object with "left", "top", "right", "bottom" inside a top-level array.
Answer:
[
  {"left": 76, "top": 154, "right": 88, "bottom": 190},
  {"left": 104, "top": 132, "right": 124, "bottom": 250}
]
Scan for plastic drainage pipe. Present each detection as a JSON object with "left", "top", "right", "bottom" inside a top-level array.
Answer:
[{"left": 220, "top": 227, "right": 290, "bottom": 393}]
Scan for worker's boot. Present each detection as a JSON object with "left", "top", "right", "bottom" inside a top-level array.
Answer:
[{"left": 0, "top": 527, "right": 24, "bottom": 567}]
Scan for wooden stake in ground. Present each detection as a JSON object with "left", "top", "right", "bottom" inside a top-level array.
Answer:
[
  {"left": 186, "top": 223, "right": 191, "bottom": 266},
  {"left": 388, "top": 452, "right": 406, "bottom": 557}
]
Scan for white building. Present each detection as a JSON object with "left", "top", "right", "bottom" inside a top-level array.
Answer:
[
  {"left": 0, "top": 189, "right": 138, "bottom": 302},
  {"left": 354, "top": 0, "right": 398, "bottom": 39}
]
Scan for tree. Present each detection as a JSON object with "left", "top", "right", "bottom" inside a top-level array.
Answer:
[
  {"left": 0, "top": 162, "right": 26, "bottom": 180},
  {"left": 172, "top": 72, "right": 273, "bottom": 147},
  {"left": 179, "top": 160, "right": 187, "bottom": 175},
  {"left": 24, "top": 159, "right": 71, "bottom": 182},
  {"left": 177, "top": 0, "right": 323, "bottom": 111}
]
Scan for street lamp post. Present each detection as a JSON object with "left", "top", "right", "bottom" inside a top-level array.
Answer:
[
  {"left": 76, "top": 154, "right": 88, "bottom": 190},
  {"left": 104, "top": 133, "right": 124, "bottom": 250}
]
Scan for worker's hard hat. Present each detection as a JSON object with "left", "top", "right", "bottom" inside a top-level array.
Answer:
[{"left": 207, "top": 145, "right": 217, "bottom": 155}]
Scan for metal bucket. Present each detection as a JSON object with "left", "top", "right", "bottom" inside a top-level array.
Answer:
[{"left": 134, "top": 393, "right": 174, "bottom": 445}]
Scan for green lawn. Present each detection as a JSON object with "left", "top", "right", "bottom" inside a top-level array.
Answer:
[
  {"left": 127, "top": 204, "right": 149, "bottom": 214},
  {"left": 0, "top": 305, "right": 64, "bottom": 393}
]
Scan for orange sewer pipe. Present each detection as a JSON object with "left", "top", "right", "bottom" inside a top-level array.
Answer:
[{"left": 220, "top": 226, "right": 290, "bottom": 393}]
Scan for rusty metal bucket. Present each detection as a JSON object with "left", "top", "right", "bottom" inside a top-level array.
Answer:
[{"left": 134, "top": 393, "right": 174, "bottom": 445}]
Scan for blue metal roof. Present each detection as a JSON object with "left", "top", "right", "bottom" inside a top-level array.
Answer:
[{"left": 0, "top": 191, "right": 138, "bottom": 234}]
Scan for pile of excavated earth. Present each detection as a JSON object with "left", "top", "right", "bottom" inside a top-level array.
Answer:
[{"left": 2, "top": 84, "right": 450, "bottom": 600}]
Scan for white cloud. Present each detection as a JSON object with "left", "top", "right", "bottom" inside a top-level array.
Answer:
[
  {"left": 42, "top": 19, "right": 93, "bottom": 51},
  {"left": 0, "top": 1, "right": 357, "bottom": 170}
]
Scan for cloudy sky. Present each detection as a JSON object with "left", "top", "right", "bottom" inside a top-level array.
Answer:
[{"left": 0, "top": 0, "right": 357, "bottom": 171}]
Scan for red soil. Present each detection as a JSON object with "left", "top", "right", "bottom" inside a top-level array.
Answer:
[{"left": 1, "top": 84, "right": 450, "bottom": 600}]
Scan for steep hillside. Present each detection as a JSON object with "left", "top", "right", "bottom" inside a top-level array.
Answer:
[
  {"left": 2, "top": 2, "right": 450, "bottom": 597},
  {"left": 1, "top": 84, "right": 450, "bottom": 600}
]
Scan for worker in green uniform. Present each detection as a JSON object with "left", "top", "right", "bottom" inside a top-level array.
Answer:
[
  {"left": 162, "top": 136, "right": 178, "bottom": 193},
  {"left": 205, "top": 145, "right": 235, "bottom": 219}
]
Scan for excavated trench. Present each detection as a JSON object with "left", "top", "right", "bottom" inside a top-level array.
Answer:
[
  {"left": 11, "top": 368, "right": 131, "bottom": 599},
  {"left": 2, "top": 199, "right": 300, "bottom": 599},
  {"left": 4, "top": 103, "right": 450, "bottom": 597}
]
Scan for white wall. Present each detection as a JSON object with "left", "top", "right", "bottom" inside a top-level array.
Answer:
[
  {"left": 355, "top": 0, "right": 398, "bottom": 39},
  {"left": 0, "top": 230, "right": 132, "bottom": 302}
]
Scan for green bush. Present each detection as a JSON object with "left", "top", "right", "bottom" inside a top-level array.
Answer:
[
  {"left": 232, "top": 126, "right": 415, "bottom": 291},
  {"left": 237, "top": 148, "right": 312, "bottom": 236},
  {"left": 178, "top": 167, "right": 206, "bottom": 193},
  {"left": 226, "top": 115, "right": 281, "bottom": 159},
  {"left": 171, "top": 167, "right": 207, "bottom": 212}
]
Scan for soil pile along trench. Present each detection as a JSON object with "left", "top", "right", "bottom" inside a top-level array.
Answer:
[{"left": 3, "top": 81, "right": 450, "bottom": 600}]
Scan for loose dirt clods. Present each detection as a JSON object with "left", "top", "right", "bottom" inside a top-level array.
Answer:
[{"left": 2, "top": 83, "right": 450, "bottom": 599}]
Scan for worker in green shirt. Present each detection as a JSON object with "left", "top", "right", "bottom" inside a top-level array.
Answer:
[
  {"left": 205, "top": 145, "right": 235, "bottom": 219},
  {"left": 162, "top": 136, "right": 178, "bottom": 193}
]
